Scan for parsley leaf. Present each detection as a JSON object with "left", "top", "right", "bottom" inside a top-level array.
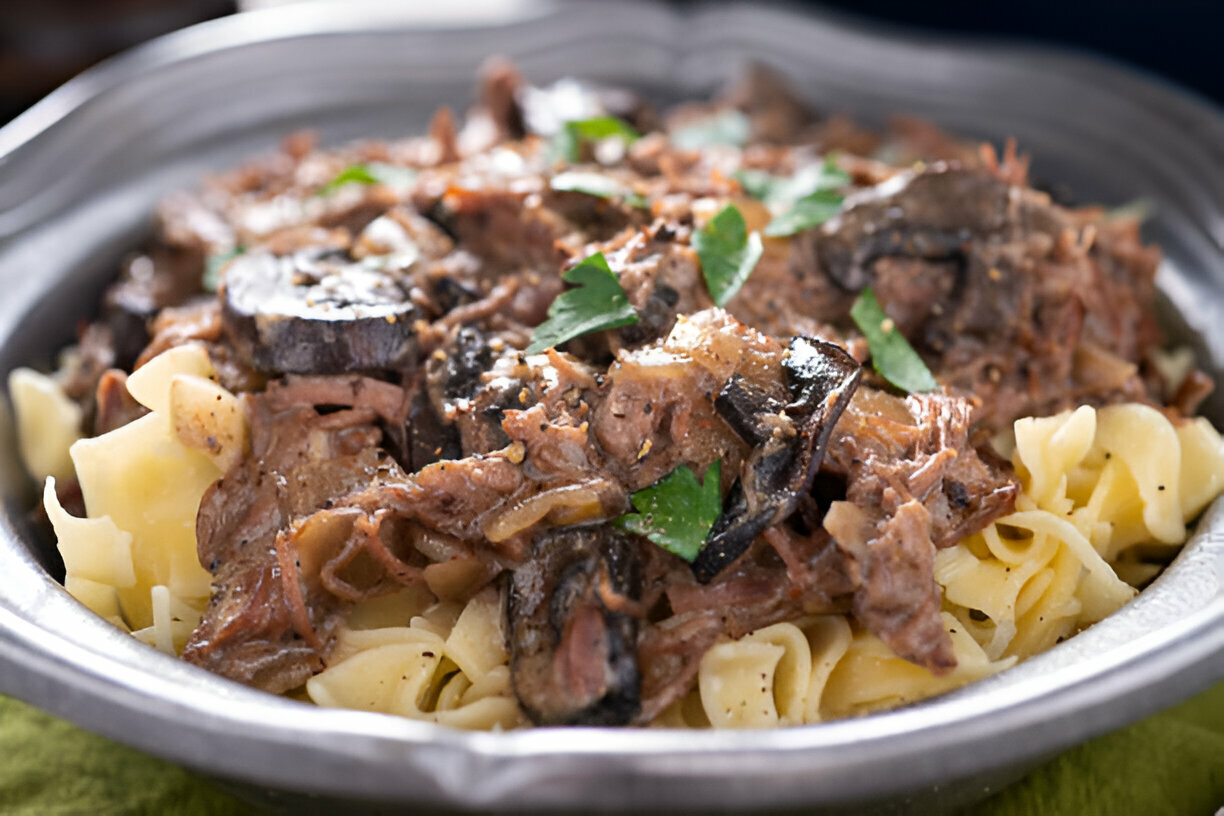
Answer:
[
  {"left": 850, "top": 287, "right": 937, "bottom": 393},
  {"left": 550, "top": 171, "right": 649, "bottom": 209},
  {"left": 617, "top": 461, "right": 722, "bottom": 563},
  {"left": 737, "top": 156, "right": 849, "bottom": 209},
  {"left": 693, "top": 204, "right": 763, "bottom": 307},
  {"left": 734, "top": 168, "right": 777, "bottom": 202},
  {"left": 316, "top": 162, "right": 417, "bottom": 196},
  {"left": 526, "top": 253, "right": 639, "bottom": 354},
  {"left": 763, "top": 189, "right": 844, "bottom": 237},
  {"left": 670, "top": 109, "right": 751, "bottom": 150},
  {"left": 319, "top": 164, "right": 379, "bottom": 192},
  {"left": 738, "top": 157, "right": 848, "bottom": 238},
  {"left": 551, "top": 116, "right": 641, "bottom": 164},
  {"left": 1104, "top": 198, "right": 1155, "bottom": 223},
  {"left": 202, "top": 246, "right": 245, "bottom": 293}
]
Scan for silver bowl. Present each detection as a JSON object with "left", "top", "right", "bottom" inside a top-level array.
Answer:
[{"left": 2, "top": 2, "right": 1223, "bottom": 813}]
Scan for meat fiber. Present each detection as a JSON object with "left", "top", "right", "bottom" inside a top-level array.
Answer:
[{"left": 49, "top": 64, "right": 1190, "bottom": 721}]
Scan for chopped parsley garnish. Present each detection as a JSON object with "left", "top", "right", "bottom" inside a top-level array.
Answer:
[
  {"left": 1104, "top": 198, "right": 1155, "bottom": 223},
  {"left": 763, "top": 190, "right": 844, "bottom": 237},
  {"left": 550, "top": 171, "right": 648, "bottom": 208},
  {"left": 617, "top": 461, "right": 722, "bottom": 563},
  {"left": 736, "top": 156, "right": 849, "bottom": 209},
  {"left": 319, "top": 164, "right": 379, "bottom": 191},
  {"left": 202, "top": 246, "right": 245, "bottom": 293},
  {"left": 850, "top": 287, "right": 937, "bottom": 393},
  {"left": 316, "top": 162, "right": 417, "bottom": 196},
  {"left": 670, "top": 109, "right": 751, "bottom": 149},
  {"left": 693, "top": 204, "right": 763, "bottom": 307},
  {"left": 734, "top": 168, "right": 777, "bottom": 203},
  {"left": 526, "top": 252, "right": 639, "bottom": 354},
  {"left": 551, "top": 116, "right": 641, "bottom": 164},
  {"left": 735, "top": 156, "right": 849, "bottom": 237}
]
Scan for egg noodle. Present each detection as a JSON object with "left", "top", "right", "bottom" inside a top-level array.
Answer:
[{"left": 13, "top": 342, "right": 1223, "bottom": 729}]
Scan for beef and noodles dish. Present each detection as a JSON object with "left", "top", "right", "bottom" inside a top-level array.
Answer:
[{"left": 10, "top": 62, "right": 1224, "bottom": 729}]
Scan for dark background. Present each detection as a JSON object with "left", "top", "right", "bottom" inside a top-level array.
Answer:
[
  {"left": 1, "top": 1, "right": 1221, "bottom": 123},
  {"left": 818, "top": 0, "right": 1223, "bottom": 104}
]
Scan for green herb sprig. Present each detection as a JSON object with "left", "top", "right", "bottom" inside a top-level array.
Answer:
[
  {"left": 617, "top": 461, "right": 722, "bottom": 562},
  {"left": 316, "top": 162, "right": 417, "bottom": 196},
  {"left": 736, "top": 157, "right": 850, "bottom": 237},
  {"left": 670, "top": 109, "right": 751, "bottom": 150},
  {"left": 763, "top": 190, "right": 844, "bottom": 237},
  {"left": 693, "top": 204, "right": 763, "bottom": 307},
  {"left": 526, "top": 253, "right": 639, "bottom": 354},
  {"left": 202, "top": 246, "right": 245, "bottom": 293},
  {"left": 1103, "top": 198, "right": 1155, "bottom": 224},
  {"left": 850, "top": 287, "right": 937, "bottom": 393},
  {"left": 550, "top": 171, "right": 648, "bottom": 209},
  {"left": 736, "top": 157, "right": 849, "bottom": 209},
  {"left": 551, "top": 117, "right": 641, "bottom": 165}
]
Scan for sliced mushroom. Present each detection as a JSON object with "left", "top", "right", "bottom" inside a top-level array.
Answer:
[
  {"left": 506, "top": 524, "right": 642, "bottom": 725},
  {"left": 692, "top": 336, "right": 861, "bottom": 582},
  {"left": 220, "top": 248, "right": 418, "bottom": 374},
  {"left": 406, "top": 382, "right": 462, "bottom": 471},
  {"left": 816, "top": 163, "right": 1012, "bottom": 291},
  {"left": 425, "top": 326, "right": 514, "bottom": 455}
]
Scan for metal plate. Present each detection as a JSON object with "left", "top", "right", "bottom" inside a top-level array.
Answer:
[{"left": 1, "top": 2, "right": 1222, "bottom": 812}]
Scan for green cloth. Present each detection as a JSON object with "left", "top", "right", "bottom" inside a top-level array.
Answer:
[
  {"left": 0, "top": 694, "right": 252, "bottom": 815},
  {"left": 1, "top": 684, "right": 1221, "bottom": 815},
  {"left": 974, "top": 680, "right": 1224, "bottom": 816}
]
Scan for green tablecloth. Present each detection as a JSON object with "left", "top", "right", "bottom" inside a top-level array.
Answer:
[{"left": 2, "top": 683, "right": 1222, "bottom": 815}]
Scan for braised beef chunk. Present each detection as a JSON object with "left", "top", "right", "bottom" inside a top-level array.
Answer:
[
  {"left": 415, "top": 185, "right": 572, "bottom": 273},
  {"left": 102, "top": 245, "right": 208, "bottom": 368},
  {"left": 183, "top": 396, "right": 390, "bottom": 692},
  {"left": 694, "top": 337, "right": 861, "bottom": 582},
  {"left": 57, "top": 322, "right": 121, "bottom": 435},
  {"left": 601, "top": 226, "right": 711, "bottom": 348},
  {"left": 262, "top": 374, "right": 408, "bottom": 423},
  {"left": 507, "top": 525, "right": 642, "bottom": 725},
  {"left": 771, "top": 162, "right": 1167, "bottom": 429},
  {"left": 636, "top": 530, "right": 852, "bottom": 722},
  {"left": 135, "top": 298, "right": 266, "bottom": 397},
  {"left": 183, "top": 374, "right": 420, "bottom": 691},
  {"left": 52, "top": 62, "right": 1200, "bottom": 722},
  {"left": 476, "top": 57, "right": 528, "bottom": 142},
  {"left": 822, "top": 388, "right": 1019, "bottom": 671},
  {"left": 92, "top": 369, "right": 148, "bottom": 435},
  {"left": 830, "top": 498, "right": 953, "bottom": 672}
]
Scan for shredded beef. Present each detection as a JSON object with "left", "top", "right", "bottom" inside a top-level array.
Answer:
[
  {"left": 184, "top": 397, "right": 393, "bottom": 692},
  {"left": 822, "top": 388, "right": 1019, "bottom": 670},
  {"left": 52, "top": 63, "right": 1198, "bottom": 721},
  {"left": 92, "top": 369, "right": 148, "bottom": 435},
  {"left": 754, "top": 163, "right": 1170, "bottom": 429}
]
